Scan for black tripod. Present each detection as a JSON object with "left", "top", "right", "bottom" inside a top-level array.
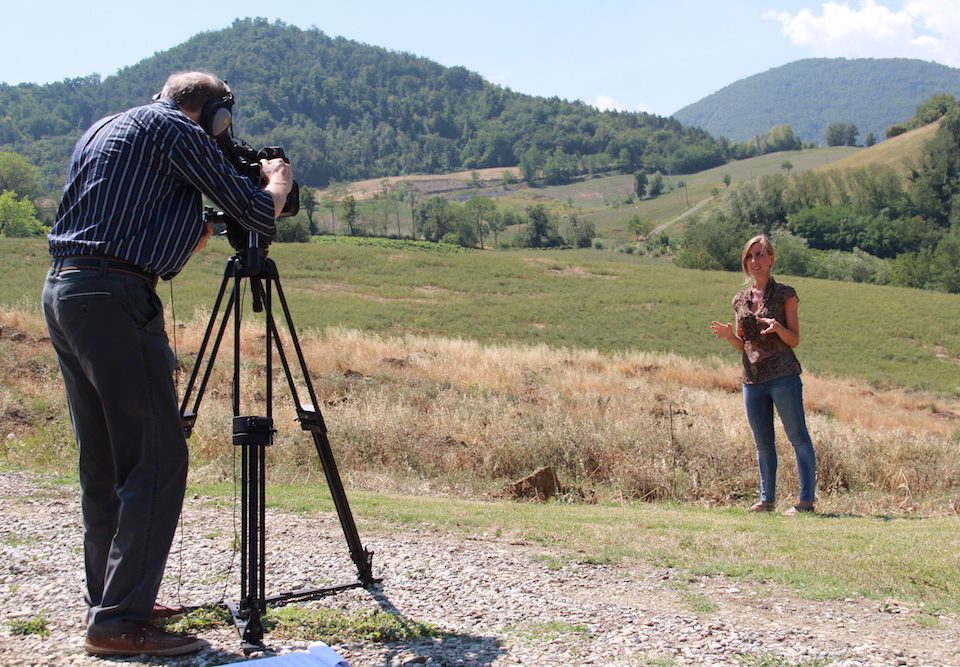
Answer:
[{"left": 179, "top": 233, "right": 375, "bottom": 652}]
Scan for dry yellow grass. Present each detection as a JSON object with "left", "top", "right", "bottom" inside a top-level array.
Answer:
[
  {"left": 815, "top": 121, "right": 940, "bottom": 177},
  {"left": 2, "top": 305, "right": 958, "bottom": 515}
]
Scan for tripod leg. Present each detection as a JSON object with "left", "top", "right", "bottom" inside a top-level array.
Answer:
[
  {"left": 179, "top": 257, "right": 240, "bottom": 435},
  {"left": 263, "top": 260, "right": 374, "bottom": 584}
]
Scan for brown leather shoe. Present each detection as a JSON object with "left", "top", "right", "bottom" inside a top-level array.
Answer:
[
  {"left": 151, "top": 602, "right": 187, "bottom": 621},
  {"left": 84, "top": 622, "right": 204, "bottom": 656}
]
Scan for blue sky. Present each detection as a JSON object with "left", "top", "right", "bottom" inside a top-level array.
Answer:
[{"left": 4, "top": 1, "right": 959, "bottom": 116}]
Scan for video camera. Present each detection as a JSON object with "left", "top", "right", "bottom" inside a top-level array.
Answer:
[{"left": 214, "top": 136, "right": 300, "bottom": 254}]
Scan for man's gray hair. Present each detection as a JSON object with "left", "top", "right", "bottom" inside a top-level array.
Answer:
[{"left": 160, "top": 71, "right": 229, "bottom": 113}]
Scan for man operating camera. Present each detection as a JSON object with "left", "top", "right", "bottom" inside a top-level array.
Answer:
[{"left": 41, "top": 71, "right": 293, "bottom": 657}]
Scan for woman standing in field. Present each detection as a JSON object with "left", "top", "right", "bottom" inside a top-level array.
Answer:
[{"left": 710, "top": 234, "right": 816, "bottom": 515}]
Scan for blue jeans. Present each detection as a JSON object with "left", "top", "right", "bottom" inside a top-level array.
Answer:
[{"left": 743, "top": 374, "right": 816, "bottom": 504}]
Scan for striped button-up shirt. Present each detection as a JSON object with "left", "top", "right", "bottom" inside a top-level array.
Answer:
[{"left": 49, "top": 99, "right": 276, "bottom": 278}]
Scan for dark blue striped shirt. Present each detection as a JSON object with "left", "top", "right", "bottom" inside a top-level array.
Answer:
[{"left": 49, "top": 99, "right": 276, "bottom": 278}]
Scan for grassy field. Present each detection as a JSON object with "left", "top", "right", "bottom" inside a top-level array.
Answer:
[{"left": 9, "top": 236, "right": 959, "bottom": 395}]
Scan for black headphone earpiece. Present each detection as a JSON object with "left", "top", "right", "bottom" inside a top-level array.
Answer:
[{"left": 198, "top": 87, "right": 234, "bottom": 138}]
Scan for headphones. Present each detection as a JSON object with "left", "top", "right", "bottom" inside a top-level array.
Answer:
[
  {"left": 198, "top": 87, "right": 234, "bottom": 138},
  {"left": 153, "top": 82, "right": 234, "bottom": 138}
]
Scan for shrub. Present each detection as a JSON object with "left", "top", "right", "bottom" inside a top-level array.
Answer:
[{"left": 273, "top": 217, "right": 310, "bottom": 243}]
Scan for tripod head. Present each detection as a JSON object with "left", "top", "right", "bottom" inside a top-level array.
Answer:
[{"left": 205, "top": 208, "right": 270, "bottom": 279}]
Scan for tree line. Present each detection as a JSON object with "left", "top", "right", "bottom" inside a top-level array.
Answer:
[{"left": 281, "top": 180, "right": 596, "bottom": 250}]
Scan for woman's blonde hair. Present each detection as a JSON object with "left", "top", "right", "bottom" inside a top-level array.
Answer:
[{"left": 741, "top": 234, "right": 775, "bottom": 277}]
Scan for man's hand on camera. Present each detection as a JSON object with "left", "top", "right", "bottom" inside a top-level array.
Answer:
[{"left": 261, "top": 158, "right": 294, "bottom": 218}]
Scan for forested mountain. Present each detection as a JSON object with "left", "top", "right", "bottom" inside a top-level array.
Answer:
[
  {"left": 673, "top": 58, "right": 960, "bottom": 145},
  {"left": 0, "top": 18, "right": 725, "bottom": 194}
]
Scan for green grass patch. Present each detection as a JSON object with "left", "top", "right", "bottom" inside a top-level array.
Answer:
[
  {"left": 531, "top": 553, "right": 566, "bottom": 571},
  {"left": 165, "top": 605, "right": 233, "bottom": 634},
  {"left": 264, "top": 606, "right": 444, "bottom": 643},
  {"left": 6, "top": 615, "right": 50, "bottom": 637},
  {"left": 678, "top": 590, "right": 720, "bottom": 615},
  {"left": 504, "top": 619, "right": 592, "bottom": 642},
  {"left": 1, "top": 534, "right": 39, "bottom": 548}
]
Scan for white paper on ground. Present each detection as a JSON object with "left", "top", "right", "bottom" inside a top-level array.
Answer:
[{"left": 245, "top": 641, "right": 350, "bottom": 666}]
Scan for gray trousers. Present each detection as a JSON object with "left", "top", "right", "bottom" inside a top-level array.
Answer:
[{"left": 42, "top": 266, "right": 187, "bottom": 635}]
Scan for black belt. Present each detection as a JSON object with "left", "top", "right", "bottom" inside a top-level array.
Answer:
[{"left": 52, "top": 256, "right": 158, "bottom": 287}]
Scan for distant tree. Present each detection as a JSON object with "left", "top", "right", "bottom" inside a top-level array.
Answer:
[
  {"left": 523, "top": 204, "right": 561, "bottom": 247},
  {"left": 542, "top": 148, "right": 576, "bottom": 185},
  {"left": 781, "top": 160, "right": 793, "bottom": 175},
  {"left": 648, "top": 172, "right": 664, "bottom": 198},
  {"left": 395, "top": 181, "right": 416, "bottom": 238},
  {"left": 468, "top": 170, "right": 483, "bottom": 189},
  {"left": 864, "top": 132, "right": 877, "bottom": 147},
  {"left": 519, "top": 147, "right": 541, "bottom": 184},
  {"left": 885, "top": 124, "right": 908, "bottom": 139},
  {"left": 930, "top": 234, "right": 960, "bottom": 293},
  {"left": 675, "top": 210, "right": 750, "bottom": 271},
  {"left": 765, "top": 125, "right": 802, "bottom": 152},
  {"left": 299, "top": 185, "right": 317, "bottom": 234},
  {"left": 500, "top": 169, "right": 517, "bottom": 190},
  {"left": 488, "top": 214, "right": 507, "bottom": 247},
  {"left": 341, "top": 194, "right": 359, "bottom": 236},
  {"left": 628, "top": 214, "right": 653, "bottom": 240},
  {"left": 825, "top": 122, "right": 859, "bottom": 147},
  {"left": 910, "top": 105, "right": 960, "bottom": 229},
  {"left": 464, "top": 196, "right": 496, "bottom": 249},
  {"left": 563, "top": 214, "right": 596, "bottom": 248},
  {"left": 769, "top": 228, "right": 812, "bottom": 276},
  {"left": 418, "top": 196, "right": 456, "bottom": 242},
  {"left": 0, "top": 191, "right": 45, "bottom": 237},
  {"left": 722, "top": 173, "right": 732, "bottom": 188},
  {"left": 321, "top": 181, "right": 346, "bottom": 234},
  {"left": 0, "top": 152, "right": 41, "bottom": 198},
  {"left": 633, "top": 171, "right": 647, "bottom": 199},
  {"left": 914, "top": 93, "right": 956, "bottom": 126},
  {"left": 273, "top": 217, "right": 310, "bottom": 243},
  {"left": 376, "top": 179, "right": 393, "bottom": 235},
  {"left": 390, "top": 182, "right": 407, "bottom": 237}
]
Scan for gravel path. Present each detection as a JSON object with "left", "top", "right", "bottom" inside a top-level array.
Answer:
[{"left": 1, "top": 471, "right": 958, "bottom": 667}]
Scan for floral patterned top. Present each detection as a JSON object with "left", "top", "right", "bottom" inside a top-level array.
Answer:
[{"left": 731, "top": 278, "right": 802, "bottom": 384}]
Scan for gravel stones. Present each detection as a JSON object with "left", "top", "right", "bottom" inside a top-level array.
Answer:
[{"left": 1, "top": 471, "right": 957, "bottom": 666}]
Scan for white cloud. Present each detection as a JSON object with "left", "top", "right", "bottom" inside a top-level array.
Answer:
[
  {"left": 593, "top": 95, "right": 623, "bottom": 111},
  {"left": 593, "top": 95, "right": 653, "bottom": 114},
  {"left": 767, "top": 0, "right": 960, "bottom": 67}
]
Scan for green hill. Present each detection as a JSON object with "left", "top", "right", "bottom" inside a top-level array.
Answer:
[
  {"left": 673, "top": 58, "right": 960, "bottom": 144},
  {"left": 0, "top": 18, "right": 724, "bottom": 195}
]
